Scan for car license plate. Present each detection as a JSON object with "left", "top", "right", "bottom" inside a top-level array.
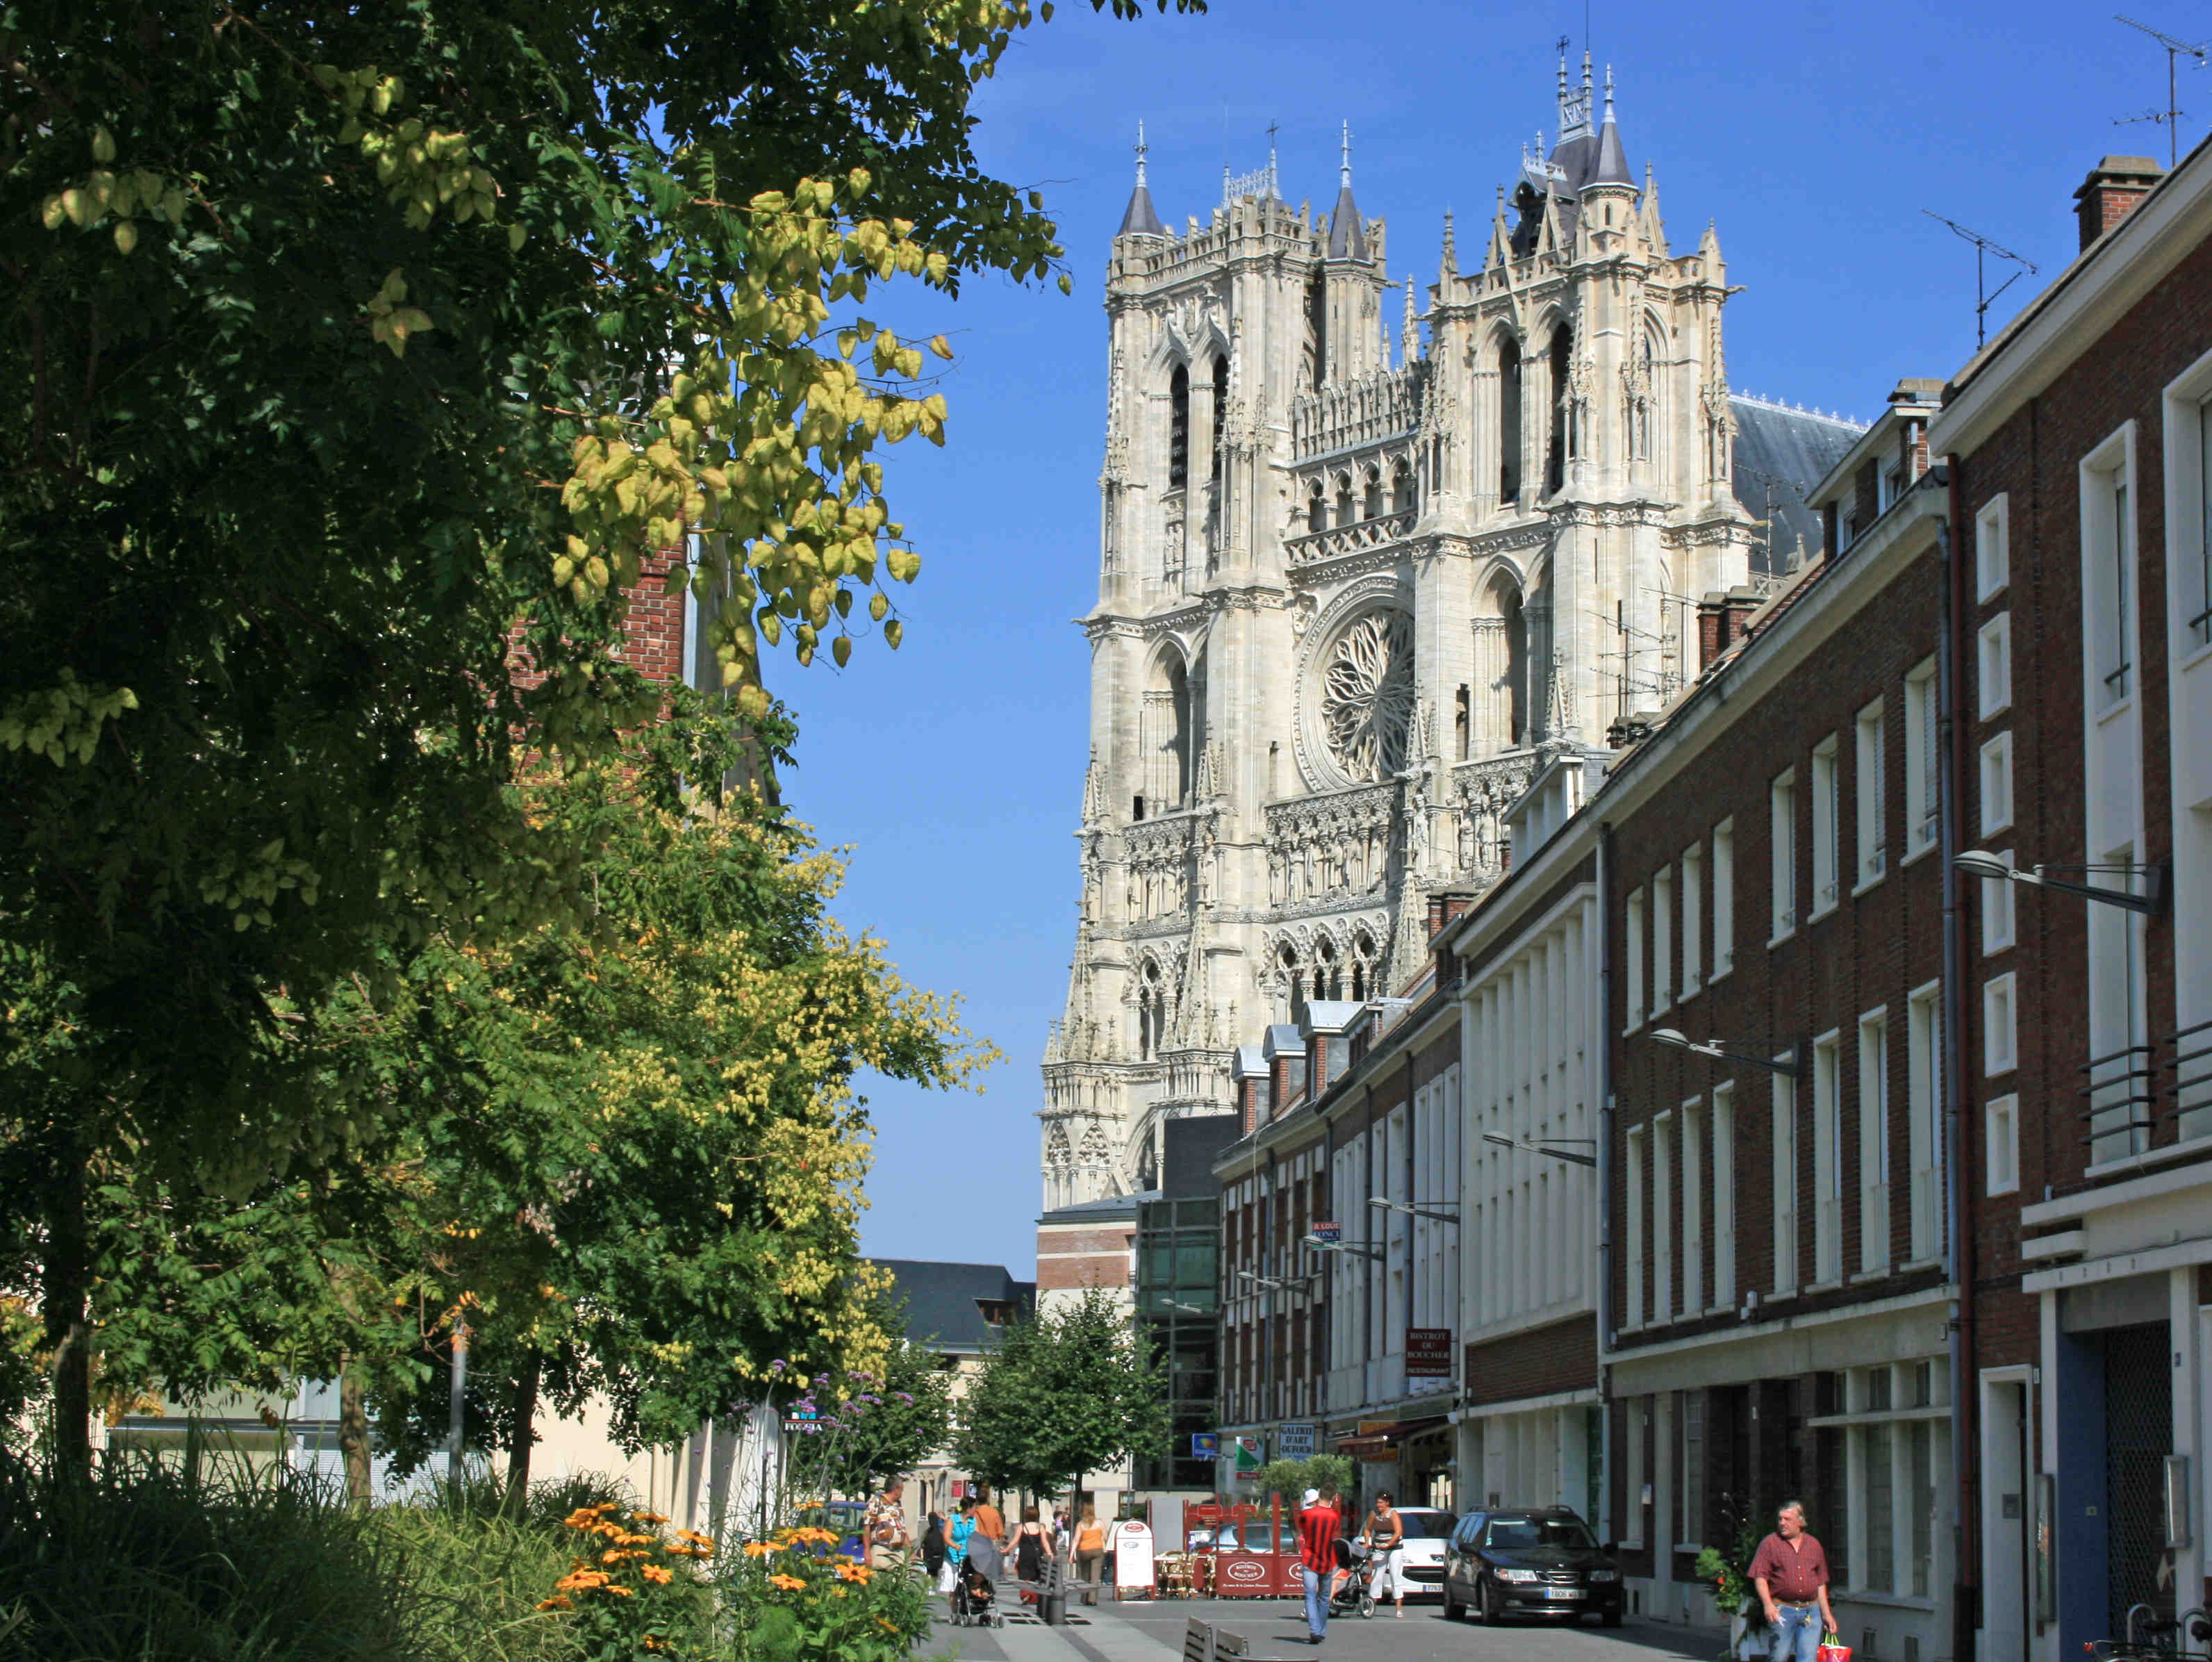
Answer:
[{"left": 1543, "top": 1588, "right": 1584, "bottom": 1600}]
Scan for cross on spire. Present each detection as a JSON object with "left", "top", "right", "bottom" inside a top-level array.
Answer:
[
  {"left": 1134, "top": 120, "right": 1149, "bottom": 188},
  {"left": 1339, "top": 120, "right": 1353, "bottom": 188}
]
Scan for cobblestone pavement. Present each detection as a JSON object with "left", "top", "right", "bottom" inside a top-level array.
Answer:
[{"left": 932, "top": 1591, "right": 1728, "bottom": 1662}]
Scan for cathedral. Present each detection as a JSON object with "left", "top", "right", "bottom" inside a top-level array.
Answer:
[{"left": 1038, "top": 59, "right": 1859, "bottom": 1212}]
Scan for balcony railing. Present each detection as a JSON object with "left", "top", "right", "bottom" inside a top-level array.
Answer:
[{"left": 2082, "top": 1041, "right": 2159, "bottom": 1164}]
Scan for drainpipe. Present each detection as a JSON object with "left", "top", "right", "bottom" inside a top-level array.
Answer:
[
  {"left": 1596, "top": 823, "right": 1616, "bottom": 1545},
  {"left": 1937, "top": 496, "right": 1980, "bottom": 1662}
]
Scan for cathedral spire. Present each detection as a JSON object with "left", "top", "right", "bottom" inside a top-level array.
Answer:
[
  {"left": 1117, "top": 121, "right": 1166, "bottom": 239},
  {"left": 1587, "top": 67, "right": 1633, "bottom": 189},
  {"left": 1440, "top": 210, "right": 1457, "bottom": 279},
  {"left": 1401, "top": 270, "right": 1419, "bottom": 365},
  {"left": 1326, "top": 118, "right": 1369, "bottom": 260}
]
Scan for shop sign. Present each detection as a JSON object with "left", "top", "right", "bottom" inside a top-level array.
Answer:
[
  {"left": 1276, "top": 1423, "right": 1317, "bottom": 1459},
  {"left": 1311, "top": 1221, "right": 1342, "bottom": 1242},
  {"left": 1191, "top": 1432, "right": 1220, "bottom": 1458},
  {"left": 1405, "top": 1327, "right": 1454, "bottom": 1378}
]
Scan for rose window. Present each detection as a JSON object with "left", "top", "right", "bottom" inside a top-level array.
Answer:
[{"left": 1321, "top": 609, "right": 1415, "bottom": 781}]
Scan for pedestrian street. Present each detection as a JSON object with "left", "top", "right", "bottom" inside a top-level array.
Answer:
[{"left": 934, "top": 1595, "right": 1729, "bottom": 1662}]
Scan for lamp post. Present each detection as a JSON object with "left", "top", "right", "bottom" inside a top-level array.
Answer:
[
  {"left": 1954, "top": 848, "right": 2165, "bottom": 914},
  {"left": 1369, "top": 1196, "right": 1465, "bottom": 1225},
  {"left": 1479, "top": 1132, "right": 1598, "bottom": 1169},
  {"left": 1651, "top": 1028, "right": 1804, "bottom": 1078},
  {"left": 1305, "top": 1233, "right": 1385, "bottom": 1260}
]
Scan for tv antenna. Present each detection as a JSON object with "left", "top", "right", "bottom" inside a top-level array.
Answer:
[
  {"left": 2115, "top": 15, "right": 2209, "bottom": 167},
  {"left": 1922, "top": 211, "right": 2039, "bottom": 349}
]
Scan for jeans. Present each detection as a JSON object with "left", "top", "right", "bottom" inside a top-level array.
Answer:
[
  {"left": 1769, "top": 1604, "right": 1823, "bottom": 1662},
  {"left": 1302, "top": 1566, "right": 1330, "bottom": 1638}
]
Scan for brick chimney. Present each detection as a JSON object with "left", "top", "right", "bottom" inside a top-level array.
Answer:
[
  {"left": 2075, "top": 156, "right": 2164, "bottom": 251},
  {"left": 1697, "top": 586, "right": 1767, "bottom": 670}
]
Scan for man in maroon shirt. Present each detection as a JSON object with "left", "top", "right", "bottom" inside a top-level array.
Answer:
[
  {"left": 1751, "top": 1501, "right": 1838, "bottom": 1662},
  {"left": 1296, "top": 1486, "right": 1342, "bottom": 1644}
]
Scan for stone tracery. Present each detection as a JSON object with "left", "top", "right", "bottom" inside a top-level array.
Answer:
[{"left": 1321, "top": 609, "right": 1417, "bottom": 781}]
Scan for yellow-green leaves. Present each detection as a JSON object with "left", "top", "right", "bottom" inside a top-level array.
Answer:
[
  {"left": 364, "top": 268, "right": 434, "bottom": 356},
  {"left": 0, "top": 670, "right": 138, "bottom": 766},
  {"left": 315, "top": 63, "right": 500, "bottom": 234},
  {"left": 38, "top": 138, "right": 190, "bottom": 247},
  {"left": 91, "top": 124, "right": 116, "bottom": 163}
]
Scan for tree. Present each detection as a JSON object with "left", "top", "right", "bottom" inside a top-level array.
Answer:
[
  {"left": 0, "top": 0, "right": 1198, "bottom": 1244},
  {"left": 784, "top": 1298, "right": 957, "bottom": 1506},
  {"left": 954, "top": 1287, "right": 1169, "bottom": 1593}
]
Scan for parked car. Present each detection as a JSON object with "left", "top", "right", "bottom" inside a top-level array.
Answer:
[
  {"left": 1209, "top": 1519, "right": 1298, "bottom": 1554},
  {"left": 1440, "top": 1506, "right": 1622, "bottom": 1626},
  {"left": 1364, "top": 1506, "right": 1455, "bottom": 1599}
]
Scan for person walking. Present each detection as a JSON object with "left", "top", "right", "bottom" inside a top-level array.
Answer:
[
  {"left": 1074, "top": 1506, "right": 1107, "bottom": 1606},
  {"left": 865, "top": 1479, "right": 909, "bottom": 1571},
  {"left": 943, "top": 1497, "right": 979, "bottom": 1605},
  {"left": 1296, "top": 1486, "right": 1343, "bottom": 1645},
  {"left": 972, "top": 1483, "right": 1007, "bottom": 1546},
  {"left": 1751, "top": 1501, "right": 1838, "bottom": 1662},
  {"left": 1362, "top": 1491, "right": 1406, "bottom": 1618},
  {"left": 1014, "top": 1505, "right": 1048, "bottom": 1604},
  {"left": 922, "top": 1511, "right": 948, "bottom": 1586}
]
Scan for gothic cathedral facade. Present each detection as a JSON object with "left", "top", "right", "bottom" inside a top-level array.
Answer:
[{"left": 1039, "top": 60, "right": 1858, "bottom": 1211}]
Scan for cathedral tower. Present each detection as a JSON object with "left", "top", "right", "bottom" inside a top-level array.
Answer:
[{"left": 1039, "top": 66, "right": 1858, "bottom": 1215}]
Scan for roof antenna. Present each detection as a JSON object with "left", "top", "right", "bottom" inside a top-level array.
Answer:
[
  {"left": 1922, "top": 210, "right": 2038, "bottom": 349},
  {"left": 2115, "top": 16, "right": 2209, "bottom": 168}
]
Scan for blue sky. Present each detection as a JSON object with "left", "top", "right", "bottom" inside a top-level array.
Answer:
[{"left": 774, "top": 0, "right": 2195, "bottom": 1276}]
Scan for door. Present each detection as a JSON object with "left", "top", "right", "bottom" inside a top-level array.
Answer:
[{"left": 1983, "top": 1376, "right": 2029, "bottom": 1662}]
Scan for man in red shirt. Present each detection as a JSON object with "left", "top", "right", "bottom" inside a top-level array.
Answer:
[
  {"left": 1296, "top": 1486, "right": 1343, "bottom": 1644},
  {"left": 1751, "top": 1501, "right": 1837, "bottom": 1662}
]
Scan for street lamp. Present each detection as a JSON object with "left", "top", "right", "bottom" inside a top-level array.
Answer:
[
  {"left": 1368, "top": 1196, "right": 1464, "bottom": 1225},
  {"left": 1235, "top": 1268, "right": 1315, "bottom": 1296},
  {"left": 1304, "top": 1233, "right": 1385, "bottom": 1260},
  {"left": 1954, "top": 848, "right": 2165, "bottom": 914},
  {"left": 1651, "top": 1027, "right": 1804, "bottom": 1079},
  {"left": 1480, "top": 1132, "right": 1598, "bottom": 1169}
]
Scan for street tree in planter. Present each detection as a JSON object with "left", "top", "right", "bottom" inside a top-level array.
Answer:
[{"left": 953, "top": 1287, "right": 1169, "bottom": 1604}]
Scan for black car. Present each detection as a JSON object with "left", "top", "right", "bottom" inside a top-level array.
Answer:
[{"left": 1440, "top": 1506, "right": 1623, "bottom": 1626}]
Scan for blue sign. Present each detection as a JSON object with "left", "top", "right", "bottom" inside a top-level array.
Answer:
[
  {"left": 1191, "top": 1433, "right": 1221, "bottom": 1459},
  {"left": 1312, "top": 1221, "right": 1342, "bottom": 1243}
]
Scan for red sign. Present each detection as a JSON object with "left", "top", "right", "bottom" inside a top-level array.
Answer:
[{"left": 1405, "top": 1328, "right": 1454, "bottom": 1379}]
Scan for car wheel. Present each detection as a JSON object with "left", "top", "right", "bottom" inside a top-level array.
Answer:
[
  {"left": 1479, "top": 1579, "right": 1503, "bottom": 1625},
  {"left": 1442, "top": 1583, "right": 1462, "bottom": 1622}
]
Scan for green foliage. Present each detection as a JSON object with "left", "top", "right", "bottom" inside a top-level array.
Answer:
[
  {"left": 536, "top": 1501, "right": 718, "bottom": 1661},
  {"left": 1251, "top": 1454, "right": 1355, "bottom": 1502},
  {"left": 0, "top": 0, "right": 1198, "bottom": 1197},
  {"left": 719, "top": 1525, "right": 932, "bottom": 1662},
  {"left": 784, "top": 1322, "right": 956, "bottom": 1500},
  {"left": 954, "top": 1286, "right": 1170, "bottom": 1504},
  {"left": 0, "top": 1443, "right": 418, "bottom": 1661},
  {"left": 1692, "top": 1494, "right": 1769, "bottom": 1626}
]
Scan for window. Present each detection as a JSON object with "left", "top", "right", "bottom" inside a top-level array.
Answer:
[
  {"left": 1906, "top": 981, "right": 1942, "bottom": 1262},
  {"left": 1362, "top": 466, "right": 1383, "bottom": 520},
  {"left": 1812, "top": 1031, "right": 1842, "bottom": 1285},
  {"left": 1712, "top": 1084, "right": 1736, "bottom": 1308},
  {"left": 1682, "top": 1099, "right": 1706, "bottom": 1315},
  {"left": 1976, "top": 493, "right": 2010, "bottom": 602},
  {"left": 1626, "top": 887, "right": 1646, "bottom": 1030},
  {"left": 1863, "top": 1420, "right": 1895, "bottom": 1592},
  {"left": 2085, "top": 449, "right": 2136, "bottom": 707},
  {"left": 1772, "top": 1073, "right": 1798, "bottom": 1294},
  {"left": 1855, "top": 700, "right": 1886, "bottom": 887},
  {"left": 1984, "top": 973, "right": 2017, "bottom": 1076},
  {"left": 1653, "top": 1112, "right": 1674, "bottom": 1323},
  {"left": 1624, "top": 1394, "right": 1649, "bottom": 1547},
  {"left": 1979, "top": 732, "right": 2014, "bottom": 835},
  {"left": 1979, "top": 613, "right": 2013, "bottom": 718},
  {"left": 2085, "top": 838, "right": 2149, "bottom": 1163},
  {"left": 1811, "top": 737, "right": 1840, "bottom": 916},
  {"left": 1307, "top": 482, "right": 1327, "bottom": 534},
  {"left": 1712, "top": 819, "right": 1735, "bottom": 976},
  {"left": 1880, "top": 459, "right": 1906, "bottom": 511},
  {"left": 1626, "top": 1124, "right": 1647, "bottom": 1327},
  {"left": 1858, "top": 1010, "right": 1890, "bottom": 1275},
  {"left": 1210, "top": 355, "right": 1228, "bottom": 483},
  {"left": 1497, "top": 336, "right": 1522, "bottom": 504},
  {"left": 1653, "top": 866, "right": 1675, "bottom": 1013},
  {"left": 1771, "top": 771, "right": 1798, "bottom": 941},
  {"left": 1986, "top": 1094, "right": 2020, "bottom": 1195},
  {"left": 1682, "top": 845, "right": 1706, "bottom": 995},
  {"left": 1169, "top": 364, "right": 1190, "bottom": 489},
  {"left": 1677, "top": 1391, "right": 1706, "bottom": 1548},
  {"left": 1904, "top": 658, "right": 1940, "bottom": 857},
  {"left": 1980, "top": 846, "right": 2016, "bottom": 955},
  {"left": 2195, "top": 398, "right": 2212, "bottom": 650}
]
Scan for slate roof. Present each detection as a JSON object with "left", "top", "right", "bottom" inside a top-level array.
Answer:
[
  {"left": 866, "top": 1259, "right": 1036, "bottom": 1354},
  {"left": 1118, "top": 181, "right": 1166, "bottom": 239},
  {"left": 1730, "top": 395, "right": 1865, "bottom": 576},
  {"left": 1327, "top": 183, "right": 1368, "bottom": 261}
]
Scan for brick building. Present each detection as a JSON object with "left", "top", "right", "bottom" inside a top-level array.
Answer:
[
  {"left": 1598, "top": 382, "right": 1961, "bottom": 1657},
  {"left": 1931, "top": 142, "right": 2212, "bottom": 1662}
]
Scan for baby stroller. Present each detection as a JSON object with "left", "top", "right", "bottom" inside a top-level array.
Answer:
[
  {"left": 1329, "top": 1536, "right": 1374, "bottom": 1619},
  {"left": 952, "top": 1533, "right": 1005, "bottom": 1628}
]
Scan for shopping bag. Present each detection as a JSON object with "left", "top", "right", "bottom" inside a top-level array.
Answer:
[
  {"left": 936, "top": 1560, "right": 957, "bottom": 1595},
  {"left": 1817, "top": 1631, "right": 1852, "bottom": 1662}
]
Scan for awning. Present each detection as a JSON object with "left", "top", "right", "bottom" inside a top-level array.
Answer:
[{"left": 1332, "top": 1416, "right": 1448, "bottom": 1460}]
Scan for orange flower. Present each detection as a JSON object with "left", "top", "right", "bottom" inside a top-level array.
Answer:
[
  {"left": 743, "top": 1540, "right": 785, "bottom": 1558},
  {"left": 537, "top": 1595, "right": 573, "bottom": 1611},
  {"left": 605, "top": 1584, "right": 635, "bottom": 1598},
  {"left": 632, "top": 1510, "right": 670, "bottom": 1524},
  {"left": 768, "top": 1574, "right": 807, "bottom": 1591},
  {"left": 642, "top": 1563, "right": 673, "bottom": 1585},
  {"left": 554, "top": 1570, "right": 611, "bottom": 1592},
  {"left": 675, "top": 1529, "right": 716, "bottom": 1548},
  {"left": 835, "top": 1562, "right": 873, "bottom": 1583}
]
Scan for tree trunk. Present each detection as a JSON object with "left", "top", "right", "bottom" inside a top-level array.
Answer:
[
  {"left": 503, "top": 1350, "right": 542, "bottom": 1519},
  {"left": 43, "top": 1136, "right": 91, "bottom": 1482},
  {"left": 338, "top": 1362, "right": 373, "bottom": 1506}
]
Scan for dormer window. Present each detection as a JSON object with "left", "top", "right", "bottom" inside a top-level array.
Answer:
[{"left": 974, "top": 1299, "right": 1016, "bottom": 1328}]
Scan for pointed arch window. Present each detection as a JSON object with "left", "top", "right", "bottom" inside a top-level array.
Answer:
[
  {"left": 1210, "top": 355, "right": 1230, "bottom": 483},
  {"left": 1362, "top": 466, "right": 1384, "bottom": 520},
  {"left": 1497, "top": 336, "right": 1522, "bottom": 504},
  {"left": 1546, "top": 323, "right": 1573, "bottom": 495},
  {"left": 1307, "top": 482, "right": 1328, "bottom": 534},
  {"left": 1335, "top": 473, "right": 1356, "bottom": 528},
  {"left": 1138, "top": 960, "right": 1166, "bottom": 1060},
  {"left": 1169, "top": 364, "right": 1190, "bottom": 489},
  {"left": 1392, "top": 459, "right": 1417, "bottom": 514}
]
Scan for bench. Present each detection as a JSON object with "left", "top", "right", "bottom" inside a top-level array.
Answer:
[{"left": 1183, "top": 1618, "right": 1251, "bottom": 1662}]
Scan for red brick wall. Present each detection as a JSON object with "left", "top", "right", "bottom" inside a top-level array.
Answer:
[
  {"left": 1949, "top": 227, "right": 2211, "bottom": 1377},
  {"left": 1034, "top": 1224, "right": 1133, "bottom": 1292},
  {"left": 1463, "top": 1312, "right": 1596, "bottom": 1405},
  {"left": 1607, "top": 541, "right": 1949, "bottom": 1349}
]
